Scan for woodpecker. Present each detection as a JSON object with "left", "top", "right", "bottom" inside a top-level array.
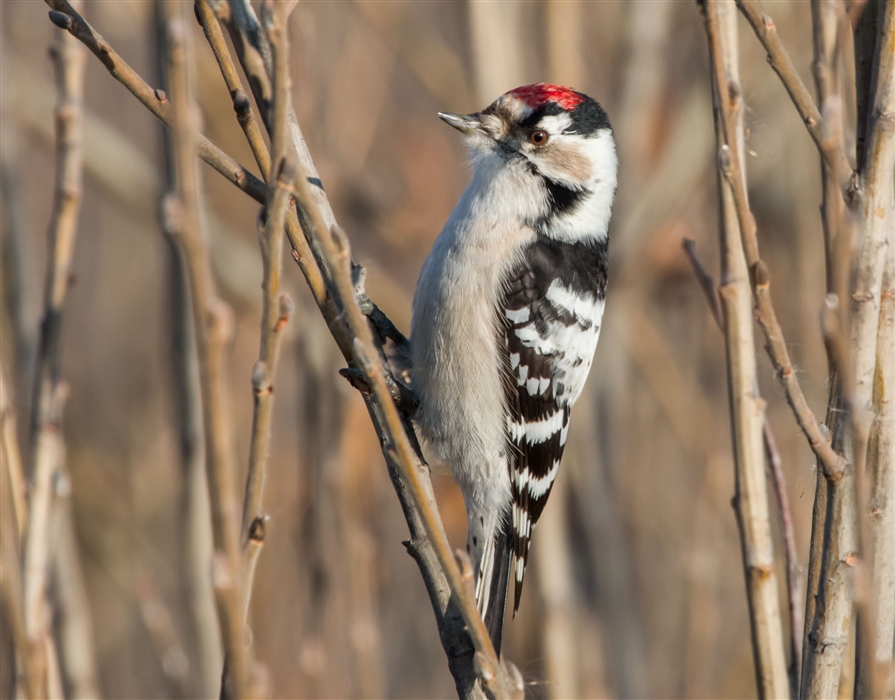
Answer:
[{"left": 410, "top": 83, "right": 617, "bottom": 654}]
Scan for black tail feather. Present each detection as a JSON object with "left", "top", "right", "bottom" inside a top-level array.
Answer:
[{"left": 482, "top": 519, "right": 513, "bottom": 657}]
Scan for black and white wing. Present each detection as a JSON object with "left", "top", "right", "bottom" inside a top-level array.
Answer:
[{"left": 501, "top": 235, "right": 608, "bottom": 611}]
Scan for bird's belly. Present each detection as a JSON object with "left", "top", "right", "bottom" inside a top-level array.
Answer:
[{"left": 411, "top": 258, "right": 512, "bottom": 512}]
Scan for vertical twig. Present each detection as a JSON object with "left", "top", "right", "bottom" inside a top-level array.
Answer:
[
  {"left": 0, "top": 365, "right": 34, "bottom": 699},
  {"left": 0, "top": 367, "right": 27, "bottom": 544},
  {"left": 852, "top": 2, "right": 895, "bottom": 696},
  {"left": 865, "top": 257, "right": 894, "bottom": 698},
  {"left": 699, "top": 2, "right": 790, "bottom": 697},
  {"left": 683, "top": 239, "right": 804, "bottom": 693},
  {"left": 49, "top": 489, "right": 99, "bottom": 699},
  {"left": 154, "top": 2, "right": 220, "bottom": 696},
  {"left": 763, "top": 422, "right": 804, "bottom": 693},
  {"left": 801, "top": 7, "right": 853, "bottom": 698},
  {"left": 194, "top": 0, "right": 271, "bottom": 181},
  {"left": 241, "top": 0, "right": 294, "bottom": 620},
  {"left": 23, "top": 4, "right": 89, "bottom": 695},
  {"left": 161, "top": 9, "right": 249, "bottom": 698},
  {"left": 197, "top": 0, "right": 335, "bottom": 323}
]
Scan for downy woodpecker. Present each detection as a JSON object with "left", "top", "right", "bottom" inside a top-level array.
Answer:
[{"left": 410, "top": 84, "right": 617, "bottom": 654}]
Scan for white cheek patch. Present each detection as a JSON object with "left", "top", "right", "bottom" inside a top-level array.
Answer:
[{"left": 543, "top": 128, "right": 617, "bottom": 243}]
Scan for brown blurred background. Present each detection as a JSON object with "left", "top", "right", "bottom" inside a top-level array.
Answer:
[{"left": 2, "top": 1, "right": 836, "bottom": 698}]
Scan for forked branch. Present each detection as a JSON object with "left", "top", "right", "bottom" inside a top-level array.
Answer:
[{"left": 735, "top": 0, "right": 856, "bottom": 200}]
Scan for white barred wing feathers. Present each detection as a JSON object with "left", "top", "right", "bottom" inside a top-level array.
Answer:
[{"left": 501, "top": 235, "right": 608, "bottom": 611}]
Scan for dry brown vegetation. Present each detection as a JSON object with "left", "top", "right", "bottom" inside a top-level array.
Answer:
[{"left": 0, "top": 1, "right": 892, "bottom": 699}]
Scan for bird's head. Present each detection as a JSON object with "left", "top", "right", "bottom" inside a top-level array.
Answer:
[{"left": 439, "top": 83, "right": 617, "bottom": 240}]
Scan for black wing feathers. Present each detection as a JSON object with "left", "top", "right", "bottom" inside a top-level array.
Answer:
[{"left": 499, "top": 236, "right": 608, "bottom": 614}]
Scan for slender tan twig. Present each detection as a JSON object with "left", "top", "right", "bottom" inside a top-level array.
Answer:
[
  {"left": 697, "top": 2, "right": 850, "bottom": 489},
  {"left": 699, "top": 3, "right": 790, "bottom": 698},
  {"left": 0, "top": 487, "right": 35, "bottom": 700},
  {"left": 153, "top": 1, "right": 220, "bottom": 695},
  {"left": 219, "top": 0, "right": 339, "bottom": 317},
  {"left": 0, "top": 366, "right": 26, "bottom": 544},
  {"left": 162, "top": 13, "right": 249, "bottom": 699},
  {"left": 753, "top": 263, "right": 849, "bottom": 483},
  {"left": 734, "top": 0, "right": 855, "bottom": 199},
  {"left": 681, "top": 239, "right": 724, "bottom": 328},
  {"left": 761, "top": 420, "right": 803, "bottom": 695},
  {"left": 798, "top": 8, "right": 855, "bottom": 698},
  {"left": 0, "top": 366, "right": 37, "bottom": 700},
  {"left": 194, "top": 0, "right": 271, "bottom": 181},
  {"left": 44, "top": 0, "right": 268, "bottom": 205},
  {"left": 22, "top": 8, "right": 88, "bottom": 695},
  {"left": 682, "top": 239, "right": 803, "bottom": 691},
  {"left": 191, "top": 0, "right": 331, "bottom": 329},
  {"left": 851, "top": 3, "right": 895, "bottom": 696},
  {"left": 240, "top": 0, "right": 294, "bottom": 618},
  {"left": 866, "top": 260, "right": 894, "bottom": 697},
  {"left": 49, "top": 492, "right": 99, "bottom": 699}
]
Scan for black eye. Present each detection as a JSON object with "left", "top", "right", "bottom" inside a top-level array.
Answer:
[{"left": 529, "top": 130, "right": 549, "bottom": 145}]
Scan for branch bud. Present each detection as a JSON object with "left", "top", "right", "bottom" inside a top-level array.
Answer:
[
  {"left": 232, "top": 88, "right": 251, "bottom": 119},
  {"left": 48, "top": 10, "right": 73, "bottom": 30}
]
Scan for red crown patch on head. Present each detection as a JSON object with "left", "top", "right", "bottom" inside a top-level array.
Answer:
[{"left": 507, "top": 83, "right": 586, "bottom": 111}]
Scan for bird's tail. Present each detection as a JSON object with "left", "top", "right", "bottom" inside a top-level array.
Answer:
[{"left": 474, "top": 516, "right": 513, "bottom": 657}]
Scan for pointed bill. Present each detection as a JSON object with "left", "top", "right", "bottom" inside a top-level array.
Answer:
[{"left": 438, "top": 112, "right": 484, "bottom": 135}]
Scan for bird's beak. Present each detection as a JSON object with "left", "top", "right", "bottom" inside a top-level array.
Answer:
[{"left": 438, "top": 112, "right": 484, "bottom": 136}]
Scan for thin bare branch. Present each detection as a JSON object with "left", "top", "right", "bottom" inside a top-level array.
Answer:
[
  {"left": 44, "top": 0, "right": 268, "bottom": 204},
  {"left": 22, "top": 8, "right": 89, "bottom": 695},
  {"left": 696, "top": 1, "right": 850, "bottom": 489},
  {"left": 0, "top": 366, "right": 38, "bottom": 700},
  {"left": 753, "top": 262, "right": 848, "bottom": 482},
  {"left": 240, "top": 0, "right": 294, "bottom": 619},
  {"left": 153, "top": 1, "right": 220, "bottom": 694},
  {"left": 699, "top": 2, "right": 790, "bottom": 697},
  {"left": 682, "top": 238, "right": 724, "bottom": 328},
  {"left": 762, "top": 421, "right": 804, "bottom": 694},
  {"left": 50, "top": 489, "right": 99, "bottom": 699},
  {"left": 194, "top": 0, "right": 271, "bottom": 181},
  {"left": 162, "top": 12, "right": 248, "bottom": 698},
  {"left": 852, "top": 2, "right": 895, "bottom": 696},
  {"left": 799, "top": 8, "right": 856, "bottom": 698},
  {"left": 0, "top": 367, "right": 26, "bottom": 545},
  {"left": 735, "top": 0, "right": 856, "bottom": 199},
  {"left": 865, "top": 258, "right": 894, "bottom": 698},
  {"left": 682, "top": 239, "right": 803, "bottom": 692},
  {"left": 191, "top": 0, "right": 331, "bottom": 328}
]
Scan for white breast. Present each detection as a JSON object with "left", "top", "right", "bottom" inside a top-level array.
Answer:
[{"left": 410, "top": 153, "right": 538, "bottom": 512}]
